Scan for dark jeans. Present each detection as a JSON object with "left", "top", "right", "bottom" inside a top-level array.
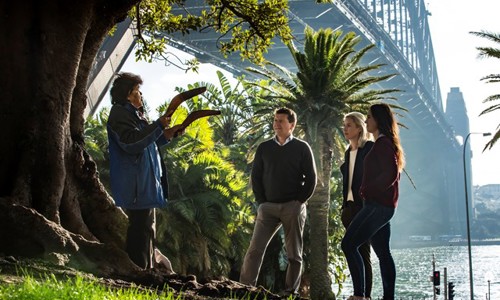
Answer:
[
  {"left": 125, "top": 208, "right": 156, "bottom": 269},
  {"left": 341, "top": 201, "right": 396, "bottom": 299},
  {"left": 341, "top": 202, "right": 373, "bottom": 298}
]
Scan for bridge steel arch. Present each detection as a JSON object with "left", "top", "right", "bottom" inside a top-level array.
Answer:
[{"left": 88, "top": 0, "right": 466, "bottom": 243}]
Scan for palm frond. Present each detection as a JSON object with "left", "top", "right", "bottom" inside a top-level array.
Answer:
[
  {"left": 479, "top": 103, "right": 500, "bottom": 116},
  {"left": 470, "top": 30, "right": 500, "bottom": 150},
  {"left": 483, "top": 128, "right": 500, "bottom": 151},
  {"left": 470, "top": 30, "right": 500, "bottom": 43},
  {"left": 480, "top": 74, "right": 500, "bottom": 84},
  {"left": 482, "top": 93, "right": 500, "bottom": 103},
  {"left": 476, "top": 47, "right": 500, "bottom": 59}
]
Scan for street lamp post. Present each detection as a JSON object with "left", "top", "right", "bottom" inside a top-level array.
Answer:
[
  {"left": 488, "top": 280, "right": 491, "bottom": 300},
  {"left": 462, "top": 132, "right": 491, "bottom": 300},
  {"left": 486, "top": 271, "right": 494, "bottom": 300}
]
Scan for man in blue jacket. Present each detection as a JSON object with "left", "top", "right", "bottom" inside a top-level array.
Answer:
[{"left": 107, "top": 72, "right": 181, "bottom": 270}]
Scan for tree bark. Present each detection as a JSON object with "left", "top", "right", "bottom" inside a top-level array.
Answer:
[
  {"left": 307, "top": 131, "right": 335, "bottom": 300},
  {"left": 0, "top": 0, "right": 140, "bottom": 277}
]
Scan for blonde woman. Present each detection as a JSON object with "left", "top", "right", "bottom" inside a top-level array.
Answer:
[
  {"left": 340, "top": 112, "right": 374, "bottom": 299},
  {"left": 342, "top": 104, "right": 405, "bottom": 300}
]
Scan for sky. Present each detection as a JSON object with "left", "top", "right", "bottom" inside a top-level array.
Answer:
[
  {"left": 426, "top": 0, "right": 499, "bottom": 186},
  {"left": 106, "top": 1, "right": 500, "bottom": 186}
]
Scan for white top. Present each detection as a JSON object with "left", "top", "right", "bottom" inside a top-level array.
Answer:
[
  {"left": 347, "top": 149, "right": 358, "bottom": 201},
  {"left": 273, "top": 134, "right": 294, "bottom": 146}
]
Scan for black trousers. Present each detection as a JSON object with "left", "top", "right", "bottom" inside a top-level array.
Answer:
[
  {"left": 125, "top": 208, "right": 156, "bottom": 269},
  {"left": 341, "top": 202, "right": 373, "bottom": 298}
]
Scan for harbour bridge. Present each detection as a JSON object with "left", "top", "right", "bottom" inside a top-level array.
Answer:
[{"left": 86, "top": 0, "right": 473, "bottom": 244}]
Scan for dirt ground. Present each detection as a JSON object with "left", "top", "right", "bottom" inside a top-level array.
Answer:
[{"left": 0, "top": 256, "right": 304, "bottom": 300}]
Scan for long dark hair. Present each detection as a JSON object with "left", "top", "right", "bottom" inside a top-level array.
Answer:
[
  {"left": 370, "top": 103, "right": 405, "bottom": 171},
  {"left": 110, "top": 72, "right": 143, "bottom": 105}
]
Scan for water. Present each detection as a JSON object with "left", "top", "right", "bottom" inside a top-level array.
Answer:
[{"left": 335, "top": 244, "right": 500, "bottom": 299}]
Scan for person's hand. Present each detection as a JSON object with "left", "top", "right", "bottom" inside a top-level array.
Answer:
[
  {"left": 163, "top": 124, "right": 184, "bottom": 140},
  {"left": 159, "top": 114, "right": 171, "bottom": 129},
  {"left": 173, "top": 127, "right": 185, "bottom": 138}
]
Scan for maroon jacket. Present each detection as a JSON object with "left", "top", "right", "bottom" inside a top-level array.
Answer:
[{"left": 360, "top": 135, "right": 400, "bottom": 208}]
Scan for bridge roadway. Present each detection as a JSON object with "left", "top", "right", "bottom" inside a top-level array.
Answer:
[{"left": 87, "top": 0, "right": 468, "bottom": 242}]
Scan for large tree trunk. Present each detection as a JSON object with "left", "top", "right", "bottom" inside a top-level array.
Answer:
[
  {"left": 307, "top": 132, "right": 335, "bottom": 300},
  {"left": 0, "top": 0, "right": 141, "bottom": 277}
]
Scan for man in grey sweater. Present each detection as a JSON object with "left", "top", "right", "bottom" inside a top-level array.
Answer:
[{"left": 240, "top": 107, "right": 317, "bottom": 297}]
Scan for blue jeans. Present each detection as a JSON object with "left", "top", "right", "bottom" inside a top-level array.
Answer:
[{"left": 341, "top": 201, "right": 396, "bottom": 299}]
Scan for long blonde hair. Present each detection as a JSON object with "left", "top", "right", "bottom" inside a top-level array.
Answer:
[{"left": 344, "top": 112, "right": 373, "bottom": 148}]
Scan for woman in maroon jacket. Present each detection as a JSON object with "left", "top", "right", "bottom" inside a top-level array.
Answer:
[{"left": 341, "top": 103, "right": 405, "bottom": 300}]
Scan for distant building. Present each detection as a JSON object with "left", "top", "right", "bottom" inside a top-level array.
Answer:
[
  {"left": 444, "top": 87, "right": 472, "bottom": 231},
  {"left": 475, "top": 184, "right": 500, "bottom": 200},
  {"left": 445, "top": 87, "right": 469, "bottom": 140}
]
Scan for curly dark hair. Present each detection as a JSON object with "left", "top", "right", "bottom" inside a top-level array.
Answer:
[{"left": 110, "top": 72, "right": 143, "bottom": 105}]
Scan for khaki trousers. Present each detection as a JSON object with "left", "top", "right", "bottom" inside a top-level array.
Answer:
[{"left": 240, "top": 200, "right": 307, "bottom": 293}]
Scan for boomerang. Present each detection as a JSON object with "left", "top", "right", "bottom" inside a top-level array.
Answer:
[
  {"left": 178, "top": 109, "right": 221, "bottom": 131},
  {"left": 165, "top": 87, "right": 207, "bottom": 117}
]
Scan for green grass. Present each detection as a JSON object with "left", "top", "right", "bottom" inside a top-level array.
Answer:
[
  {"left": 0, "top": 269, "right": 293, "bottom": 300},
  {"left": 0, "top": 273, "right": 182, "bottom": 300}
]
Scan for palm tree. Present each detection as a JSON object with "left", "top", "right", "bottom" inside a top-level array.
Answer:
[
  {"left": 246, "top": 27, "right": 398, "bottom": 299},
  {"left": 470, "top": 30, "right": 500, "bottom": 150}
]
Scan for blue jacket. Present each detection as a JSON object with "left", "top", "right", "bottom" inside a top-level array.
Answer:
[{"left": 107, "top": 103, "right": 169, "bottom": 209}]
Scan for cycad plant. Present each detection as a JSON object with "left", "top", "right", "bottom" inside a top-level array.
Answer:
[
  {"left": 166, "top": 73, "right": 289, "bottom": 285},
  {"left": 197, "top": 70, "right": 254, "bottom": 147},
  {"left": 83, "top": 108, "right": 111, "bottom": 190},
  {"left": 168, "top": 71, "right": 260, "bottom": 171},
  {"left": 84, "top": 102, "right": 254, "bottom": 280},
  {"left": 470, "top": 30, "right": 500, "bottom": 150},
  {"left": 246, "top": 27, "right": 398, "bottom": 300},
  {"left": 156, "top": 105, "right": 254, "bottom": 279}
]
